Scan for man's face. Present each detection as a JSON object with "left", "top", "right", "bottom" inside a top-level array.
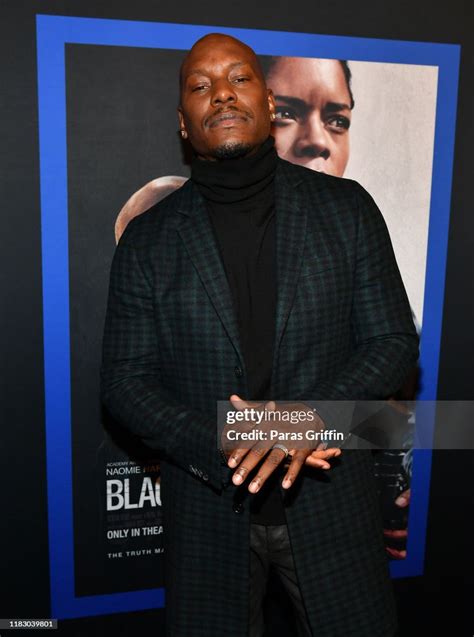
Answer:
[
  {"left": 266, "top": 58, "right": 352, "bottom": 177},
  {"left": 178, "top": 35, "right": 275, "bottom": 160}
]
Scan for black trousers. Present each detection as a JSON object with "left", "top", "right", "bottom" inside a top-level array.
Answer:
[{"left": 249, "top": 524, "right": 312, "bottom": 637}]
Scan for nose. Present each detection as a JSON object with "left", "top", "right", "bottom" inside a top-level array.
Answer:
[
  {"left": 211, "top": 78, "right": 237, "bottom": 106},
  {"left": 293, "top": 114, "right": 330, "bottom": 160}
]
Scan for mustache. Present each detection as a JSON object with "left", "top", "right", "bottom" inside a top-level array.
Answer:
[{"left": 205, "top": 106, "right": 253, "bottom": 128}]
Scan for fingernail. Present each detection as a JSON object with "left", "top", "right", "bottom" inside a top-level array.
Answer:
[
  {"left": 233, "top": 474, "right": 243, "bottom": 485},
  {"left": 228, "top": 457, "right": 237, "bottom": 468},
  {"left": 249, "top": 480, "right": 259, "bottom": 493},
  {"left": 282, "top": 478, "right": 292, "bottom": 489},
  {"left": 396, "top": 495, "right": 407, "bottom": 506}
]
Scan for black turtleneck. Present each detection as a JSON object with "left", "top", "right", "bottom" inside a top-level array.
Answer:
[{"left": 191, "top": 136, "right": 285, "bottom": 525}]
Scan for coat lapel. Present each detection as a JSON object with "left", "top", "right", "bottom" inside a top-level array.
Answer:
[
  {"left": 175, "top": 181, "right": 244, "bottom": 365},
  {"left": 272, "top": 162, "right": 308, "bottom": 373},
  {"left": 174, "top": 161, "right": 308, "bottom": 386}
]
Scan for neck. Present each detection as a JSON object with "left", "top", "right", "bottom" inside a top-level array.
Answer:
[
  {"left": 191, "top": 136, "right": 278, "bottom": 204},
  {"left": 196, "top": 140, "right": 263, "bottom": 162}
]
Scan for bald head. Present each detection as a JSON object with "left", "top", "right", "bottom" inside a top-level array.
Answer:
[
  {"left": 179, "top": 33, "right": 265, "bottom": 94},
  {"left": 177, "top": 33, "right": 275, "bottom": 160}
]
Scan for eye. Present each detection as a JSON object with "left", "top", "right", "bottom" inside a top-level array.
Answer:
[
  {"left": 326, "top": 115, "right": 351, "bottom": 133},
  {"left": 232, "top": 76, "right": 250, "bottom": 84},
  {"left": 191, "top": 83, "right": 209, "bottom": 93},
  {"left": 274, "top": 106, "right": 297, "bottom": 122}
]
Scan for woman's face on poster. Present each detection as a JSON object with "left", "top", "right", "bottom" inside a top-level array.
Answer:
[{"left": 266, "top": 58, "right": 352, "bottom": 177}]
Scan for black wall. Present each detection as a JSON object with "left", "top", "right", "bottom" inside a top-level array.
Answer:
[{"left": 1, "top": 1, "right": 472, "bottom": 634}]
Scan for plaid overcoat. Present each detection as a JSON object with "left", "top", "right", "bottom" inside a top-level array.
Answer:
[{"left": 101, "top": 159, "right": 419, "bottom": 636}]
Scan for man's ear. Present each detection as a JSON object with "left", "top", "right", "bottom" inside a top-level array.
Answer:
[
  {"left": 267, "top": 89, "right": 276, "bottom": 120},
  {"left": 177, "top": 107, "right": 187, "bottom": 138}
]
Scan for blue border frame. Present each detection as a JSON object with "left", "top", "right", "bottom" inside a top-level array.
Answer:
[{"left": 36, "top": 14, "right": 460, "bottom": 618}]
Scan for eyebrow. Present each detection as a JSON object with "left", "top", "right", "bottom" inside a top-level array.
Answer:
[
  {"left": 185, "top": 61, "right": 249, "bottom": 80},
  {"left": 274, "top": 95, "right": 351, "bottom": 112}
]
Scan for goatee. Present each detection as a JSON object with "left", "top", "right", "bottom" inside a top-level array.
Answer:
[{"left": 212, "top": 141, "right": 253, "bottom": 160}]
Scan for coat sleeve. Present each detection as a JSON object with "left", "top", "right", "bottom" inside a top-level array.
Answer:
[
  {"left": 302, "top": 181, "right": 419, "bottom": 436},
  {"left": 100, "top": 222, "right": 226, "bottom": 492}
]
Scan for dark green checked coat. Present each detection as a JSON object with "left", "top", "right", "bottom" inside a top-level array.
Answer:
[{"left": 101, "top": 158, "right": 418, "bottom": 637}]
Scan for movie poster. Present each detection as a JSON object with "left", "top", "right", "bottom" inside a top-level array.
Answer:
[
  {"left": 112, "top": 53, "right": 437, "bottom": 561},
  {"left": 37, "top": 15, "right": 458, "bottom": 617},
  {"left": 68, "top": 45, "right": 437, "bottom": 590}
]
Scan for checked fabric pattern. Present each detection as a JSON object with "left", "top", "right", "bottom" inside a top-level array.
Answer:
[{"left": 101, "top": 159, "right": 418, "bottom": 636}]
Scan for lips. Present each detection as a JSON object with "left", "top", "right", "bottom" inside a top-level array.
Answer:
[{"left": 207, "top": 109, "right": 249, "bottom": 129}]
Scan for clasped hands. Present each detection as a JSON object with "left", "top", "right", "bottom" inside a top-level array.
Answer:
[{"left": 222, "top": 394, "right": 342, "bottom": 493}]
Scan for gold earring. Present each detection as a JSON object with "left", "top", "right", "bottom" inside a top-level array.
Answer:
[{"left": 270, "top": 112, "right": 276, "bottom": 121}]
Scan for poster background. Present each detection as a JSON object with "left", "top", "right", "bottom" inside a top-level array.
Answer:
[
  {"left": 344, "top": 61, "right": 438, "bottom": 325},
  {"left": 1, "top": 1, "right": 472, "bottom": 635},
  {"left": 42, "top": 16, "right": 455, "bottom": 614},
  {"left": 68, "top": 44, "right": 439, "bottom": 595},
  {"left": 67, "top": 45, "right": 185, "bottom": 595}
]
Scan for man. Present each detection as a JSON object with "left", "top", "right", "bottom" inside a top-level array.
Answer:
[
  {"left": 101, "top": 33, "right": 418, "bottom": 636},
  {"left": 114, "top": 53, "right": 412, "bottom": 562}
]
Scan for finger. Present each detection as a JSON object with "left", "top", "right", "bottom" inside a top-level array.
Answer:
[
  {"left": 231, "top": 445, "right": 270, "bottom": 486},
  {"left": 395, "top": 489, "right": 410, "bottom": 507},
  {"left": 227, "top": 449, "right": 249, "bottom": 469},
  {"left": 325, "top": 449, "right": 341, "bottom": 459},
  {"left": 282, "top": 448, "right": 296, "bottom": 469},
  {"left": 227, "top": 447, "right": 251, "bottom": 469},
  {"left": 229, "top": 394, "right": 254, "bottom": 410},
  {"left": 246, "top": 447, "right": 288, "bottom": 493},
  {"left": 304, "top": 456, "right": 334, "bottom": 469},
  {"left": 229, "top": 394, "right": 267, "bottom": 412},
  {"left": 311, "top": 448, "right": 341, "bottom": 459},
  {"left": 383, "top": 529, "right": 408, "bottom": 539},
  {"left": 220, "top": 420, "right": 254, "bottom": 455},
  {"left": 304, "top": 448, "right": 341, "bottom": 466},
  {"left": 282, "top": 450, "right": 311, "bottom": 489},
  {"left": 326, "top": 447, "right": 342, "bottom": 455},
  {"left": 386, "top": 547, "right": 407, "bottom": 560}
]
